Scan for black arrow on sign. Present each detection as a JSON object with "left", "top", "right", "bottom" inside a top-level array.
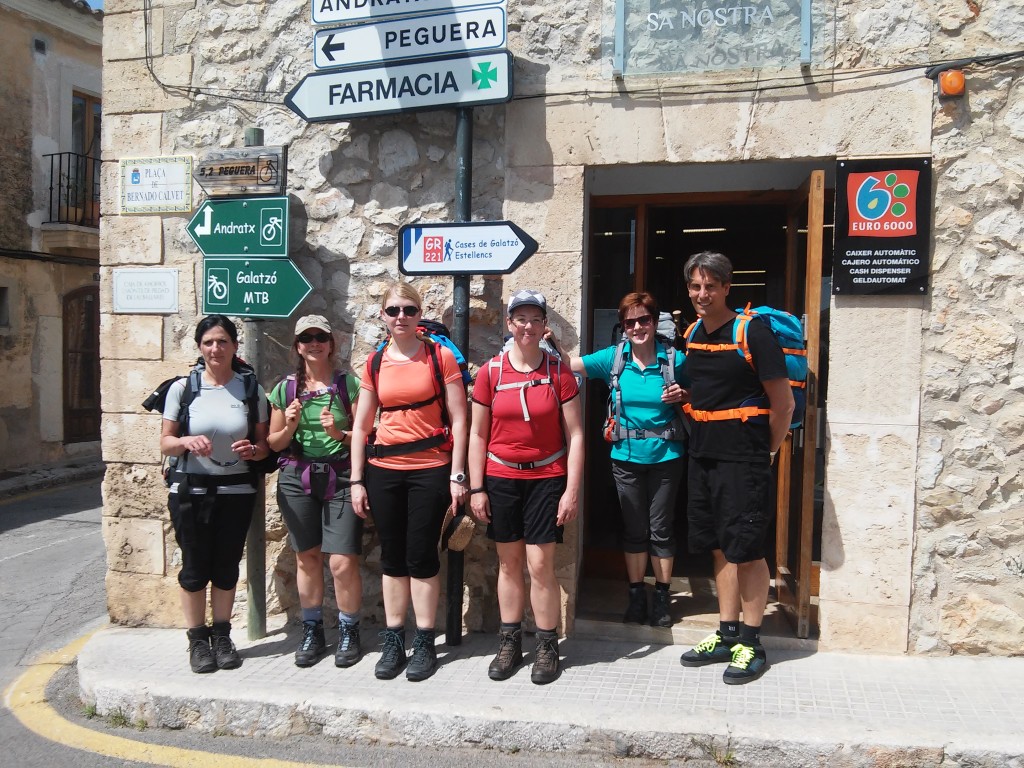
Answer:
[{"left": 321, "top": 34, "right": 346, "bottom": 62}]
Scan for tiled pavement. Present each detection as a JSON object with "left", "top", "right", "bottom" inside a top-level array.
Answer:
[{"left": 78, "top": 626, "right": 1024, "bottom": 765}]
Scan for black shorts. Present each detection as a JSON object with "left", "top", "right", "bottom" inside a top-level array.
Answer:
[
  {"left": 687, "top": 456, "right": 772, "bottom": 564},
  {"left": 486, "top": 475, "right": 566, "bottom": 546}
]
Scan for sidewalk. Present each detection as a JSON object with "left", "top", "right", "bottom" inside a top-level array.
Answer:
[
  {"left": 0, "top": 457, "right": 104, "bottom": 499},
  {"left": 78, "top": 626, "right": 1024, "bottom": 766}
]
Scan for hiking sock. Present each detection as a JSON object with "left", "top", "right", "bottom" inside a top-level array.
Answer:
[
  {"left": 302, "top": 607, "right": 323, "bottom": 623},
  {"left": 629, "top": 581, "right": 645, "bottom": 590},
  {"left": 739, "top": 623, "right": 762, "bottom": 647},
  {"left": 500, "top": 621, "right": 522, "bottom": 632},
  {"left": 339, "top": 609, "right": 360, "bottom": 625},
  {"left": 720, "top": 620, "right": 740, "bottom": 639}
]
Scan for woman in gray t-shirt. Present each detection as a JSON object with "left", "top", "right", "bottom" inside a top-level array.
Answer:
[{"left": 160, "top": 315, "right": 269, "bottom": 674}]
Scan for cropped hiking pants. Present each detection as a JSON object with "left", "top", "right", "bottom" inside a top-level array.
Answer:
[
  {"left": 366, "top": 463, "right": 450, "bottom": 578},
  {"left": 169, "top": 492, "right": 255, "bottom": 592},
  {"left": 612, "top": 457, "right": 684, "bottom": 558}
]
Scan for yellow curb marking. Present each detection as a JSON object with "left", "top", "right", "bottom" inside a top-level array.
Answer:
[{"left": 3, "top": 631, "right": 350, "bottom": 768}]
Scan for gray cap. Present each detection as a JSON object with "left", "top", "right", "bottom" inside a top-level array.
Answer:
[
  {"left": 294, "top": 314, "right": 332, "bottom": 336},
  {"left": 508, "top": 288, "right": 547, "bottom": 316}
]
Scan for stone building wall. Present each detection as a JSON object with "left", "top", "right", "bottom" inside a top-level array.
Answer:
[
  {"left": 911, "top": 4, "right": 1024, "bottom": 655},
  {"left": 99, "top": 0, "right": 1024, "bottom": 654}
]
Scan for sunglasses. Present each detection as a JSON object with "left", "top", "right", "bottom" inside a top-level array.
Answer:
[
  {"left": 384, "top": 305, "right": 421, "bottom": 318},
  {"left": 297, "top": 331, "right": 331, "bottom": 344},
  {"left": 623, "top": 315, "right": 653, "bottom": 330}
]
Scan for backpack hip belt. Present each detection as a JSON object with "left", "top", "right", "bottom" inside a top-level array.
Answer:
[
  {"left": 279, "top": 452, "right": 351, "bottom": 501},
  {"left": 366, "top": 428, "right": 451, "bottom": 459},
  {"left": 486, "top": 447, "right": 566, "bottom": 471},
  {"left": 614, "top": 423, "right": 684, "bottom": 441},
  {"left": 682, "top": 403, "right": 772, "bottom": 423}
]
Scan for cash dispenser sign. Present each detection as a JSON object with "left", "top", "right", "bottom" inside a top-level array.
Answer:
[
  {"left": 313, "top": 8, "right": 506, "bottom": 69},
  {"left": 285, "top": 50, "right": 513, "bottom": 122},
  {"left": 186, "top": 197, "right": 290, "bottom": 258}
]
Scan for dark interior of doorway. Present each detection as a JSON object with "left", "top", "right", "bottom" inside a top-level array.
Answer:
[{"left": 578, "top": 199, "right": 832, "bottom": 632}]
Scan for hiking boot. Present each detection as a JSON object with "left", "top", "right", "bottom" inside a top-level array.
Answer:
[
  {"left": 679, "top": 631, "right": 738, "bottom": 667},
  {"left": 531, "top": 635, "right": 560, "bottom": 685},
  {"left": 211, "top": 622, "right": 241, "bottom": 670},
  {"left": 487, "top": 629, "right": 523, "bottom": 681},
  {"left": 186, "top": 626, "right": 216, "bottom": 674},
  {"left": 374, "top": 628, "right": 407, "bottom": 680},
  {"left": 406, "top": 630, "right": 438, "bottom": 682},
  {"left": 650, "top": 588, "right": 672, "bottom": 628},
  {"left": 294, "top": 620, "right": 326, "bottom": 667},
  {"left": 335, "top": 621, "right": 362, "bottom": 668},
  {"left": 623, "top": 585, "right": 648, "bottom": 624},
  {"left": 723, "top": 643, "right": 769, "bottom": 685}
]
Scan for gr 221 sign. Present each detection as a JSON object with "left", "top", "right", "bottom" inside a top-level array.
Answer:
[{"left": 398, "top": 221, "right": 538, "bottom": 275}]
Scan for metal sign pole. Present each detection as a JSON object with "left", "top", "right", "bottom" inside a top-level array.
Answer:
[
  {"left": 243, "top": 127, "right": 267, "bottom": 642},
  {"left": 446, "top": 106, "right": 472, "bottom": 646}
]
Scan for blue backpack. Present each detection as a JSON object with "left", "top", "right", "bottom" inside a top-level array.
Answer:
[{"left": 684, "top": 304, "right": 807, "bottom": 428}]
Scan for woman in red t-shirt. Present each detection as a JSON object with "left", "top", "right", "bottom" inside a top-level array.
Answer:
[
  {"left": 349, "top": 282, "right": 467, "bottom": 683},
  {"left": 468, "top": 289, "right": 584, "bottom": 685}
]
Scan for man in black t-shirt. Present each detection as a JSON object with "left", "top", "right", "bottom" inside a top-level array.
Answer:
[{"left": 678, "top": 251, "right": 794, "bottom": 685}]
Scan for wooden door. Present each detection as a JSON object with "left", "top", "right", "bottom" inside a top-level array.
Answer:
[{"left": 774, "top": 170, "right": 825, "bottom": 638}]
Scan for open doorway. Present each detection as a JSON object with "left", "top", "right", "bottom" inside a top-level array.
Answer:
[{"left": 576, "top": 177, "right": 832, "bottom": 642}]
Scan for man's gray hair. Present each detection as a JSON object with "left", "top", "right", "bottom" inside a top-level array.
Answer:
[{"left": 683, "top": 251, "right": 733, "bottom": 285}]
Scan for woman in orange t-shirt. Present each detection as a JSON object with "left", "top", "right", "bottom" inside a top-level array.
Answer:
[{"left": 349, "top": 282, "right": 467, "bottom": 683}]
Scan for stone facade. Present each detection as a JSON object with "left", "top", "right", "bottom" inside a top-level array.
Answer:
[{"left": 99, "top": 0, "right": 1024, "bottom": 654}]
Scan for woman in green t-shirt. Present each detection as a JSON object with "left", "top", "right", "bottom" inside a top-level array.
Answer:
[{"left": 268, "top": 315, "right": 363, "bottom": 670}]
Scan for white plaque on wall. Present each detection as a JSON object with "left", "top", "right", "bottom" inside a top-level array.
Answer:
[
  {"left": 119, "top": 156, "right": 193, "bottom": 214},
  {"left": 112, "top": 269, "right": 179, "bottom": 314}
]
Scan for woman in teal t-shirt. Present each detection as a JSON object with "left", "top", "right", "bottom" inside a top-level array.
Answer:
[
  {"left": 550, "top": 292, "right": 688, "bottom": 629},
  {"left": 268, "top": 315, "right": 363, "bottom": 670}
]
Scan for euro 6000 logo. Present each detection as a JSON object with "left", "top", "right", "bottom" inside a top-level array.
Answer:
[{"left": 847, "top": 170, "right": 918, "bottom": 237}]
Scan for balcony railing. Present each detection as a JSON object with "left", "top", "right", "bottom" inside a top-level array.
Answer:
[{"left": 45, "top": 151, "right": 100, "bottom": 227}]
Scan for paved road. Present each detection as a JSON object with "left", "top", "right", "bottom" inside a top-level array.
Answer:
[
  {"left": 2, "top": 482, "right": 673, "bottom": 767},
  {"left": 0, "top": 482, "right": 121, "bottom": 766}
]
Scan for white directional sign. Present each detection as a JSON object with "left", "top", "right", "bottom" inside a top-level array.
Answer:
[
  {"left": 286, "top": 50, "right": 512, "bottom": 122},
  {"left": 312, "top": 0, "right": 502, "bottom": 26},
  {"left": 314, "top": 8, "right": 506, "bottom": 70},
  {"left": 398, "top": 221, "right": 538, "bottom": 276}
]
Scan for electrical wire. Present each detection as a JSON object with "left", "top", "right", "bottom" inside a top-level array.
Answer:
[{"left": 138, "top": 5, "right": 1023, "bottom": 109}]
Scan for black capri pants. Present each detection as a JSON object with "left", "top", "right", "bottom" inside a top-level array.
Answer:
[
  {"left": 169, "top": 492, "right": 255, "bottom": 592},
  {"left": 366, "top": 463, "right": 450, "bottom": 578}
]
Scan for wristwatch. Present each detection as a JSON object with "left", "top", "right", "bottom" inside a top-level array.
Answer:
[{"left": 450, "top": 471, "right": 466, "bottom": 483}]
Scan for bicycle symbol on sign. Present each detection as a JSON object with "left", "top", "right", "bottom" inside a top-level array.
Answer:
[
  {"left": 258, "top": 157, "right": 277, "bottom": 185},
  {"left": 260, "top": 207, "right": 284, "bottom": 247},
  {"left": 207, "top": 269, "right": 229, "bottom": 305}
]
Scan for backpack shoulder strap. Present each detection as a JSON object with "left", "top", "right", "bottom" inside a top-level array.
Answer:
[
  {"left": 660, "top": 343, "right": 676, "bottom": 388},
  {"left": 242, "top": 369, "right": 261, "bottom": 441},
  {"left": 370, "top": 336, "right": 390, "bottom": 393},
  {"left": 733, "top": 313, "right": 755, "bottom": 369},
  {"left": 332, "top": 371, "right": 353, "bottom": 422}
]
